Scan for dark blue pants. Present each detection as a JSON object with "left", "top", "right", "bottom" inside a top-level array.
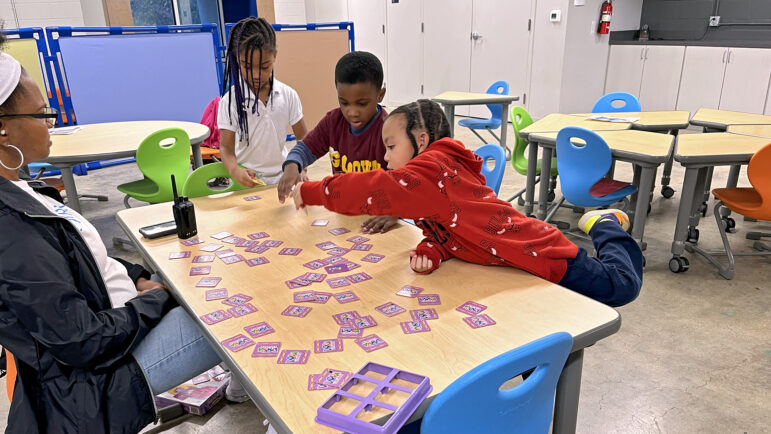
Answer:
[{"left": 558, "top": 221, "right": 643, "bottom": 307}]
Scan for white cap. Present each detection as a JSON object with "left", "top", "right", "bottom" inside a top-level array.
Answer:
[{"left": 0, "top": 52, "right": 22, "bottom": 106}]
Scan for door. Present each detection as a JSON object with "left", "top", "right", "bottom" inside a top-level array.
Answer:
[
  {"left": 719, "top": 48, "right": 771, "bottom": 114},
  {"left": 675, "top": 46, "right": 727, "bottom": 115},
  {"left": 422, "top": 0, "right": 473, "bottom": 116},
  {"left": 639, "top": 45, "right": 685, "bottom": 111},
  {"left": 347, "top": 0, "right": 387, "bottom": 81},
  {"left": 604, "top": 45, "right": 644, "bottom": 97},
  {"left": 386, "top": 0, "right": 423, "bottom": 106},
  {"left": 468, "top": 0, "right": 532, "bottom": 118}
]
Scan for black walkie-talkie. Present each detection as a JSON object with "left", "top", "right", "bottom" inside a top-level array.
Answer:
[{"left": 171, "top": 174, "right": 197, "bottom": 239}]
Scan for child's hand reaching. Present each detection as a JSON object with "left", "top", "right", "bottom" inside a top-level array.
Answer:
[
  {"left": 278, "top": 163, "right": 302, "bottom": 203},
  {"left": 362, "top": 216, "right": 399, "bottom": 234},
  {"left": 409, "top": 250, "right": 434, "bottom": 273},
  {"left": 233, "top": 167, "right": 258, "bottom": 188},
  {"left": 290, "top": 182, "right": 307, "bottom": 213}
]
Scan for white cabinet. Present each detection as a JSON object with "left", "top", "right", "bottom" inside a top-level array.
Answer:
[
  {"left": 604, "top": 45, "right": 644, "bottom": 96},
  {"left": 719, "top": 48, "right": 771, "bottom": 114},
  {"left": 676, "top": 46, "right": 726, "bottom": 115},
  {"left": 639, "top": 46, "right": 685, "bottom": 111},
  {"left": 386, "top": 0, "right": 424, "bottom": 106}
]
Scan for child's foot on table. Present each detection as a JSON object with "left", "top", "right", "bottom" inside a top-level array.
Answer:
[{"left": 578, "top": 209, "right": 630, "bottom": 234}]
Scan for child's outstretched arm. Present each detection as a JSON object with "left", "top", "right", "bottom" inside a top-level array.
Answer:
[
  {"left": 220, "top": 130, "right": 258, "bottom": 187},
  {"left": 410, "top": 237, "right": 453, "bottom": 274},
  {"left": 278, "top": 116, "right": 330, "bottom": 203}
]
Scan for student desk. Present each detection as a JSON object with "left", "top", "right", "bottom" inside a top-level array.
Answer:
[
  {"left": 117, "top": 188, "right": 620, "bottom": 434},
  {"left": 526, "top": 130, "right": 673, "bottom": 247},
  {"left": 518, "top": 114, "right": 631, "bottom": 218},
  {"left": 45, "top": 121, "right": 210, "bottom": 214},
  {"left": 669, "top": 133, "right": 770, "bottom": 273},
  {"left": 726, "top": 124, "right": 771, "bottom": 138},
  {"left": 431, "top": 91, "right": 520, "bottom": 156}
]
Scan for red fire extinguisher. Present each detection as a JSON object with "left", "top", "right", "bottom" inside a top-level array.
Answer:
[{"left": 598, "top": 0, "right": 612, "bottom": 34}]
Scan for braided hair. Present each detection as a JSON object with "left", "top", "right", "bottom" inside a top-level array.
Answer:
[
  {"left": 222, "top": 17, "right": 277, "bottom": 139},
  {"left": 389, "top": 99, "right": 451, "bottom": 157}
]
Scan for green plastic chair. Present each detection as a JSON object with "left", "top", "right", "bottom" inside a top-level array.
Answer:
[
  {"left": 117, "top": 128, "right": 192, "bottom": 207},
  {"left": 507, "top": 107, "right": 557, "bottom": 204},
  {"left": 182, "top": 162, "right": 260, "bottom": 198}
]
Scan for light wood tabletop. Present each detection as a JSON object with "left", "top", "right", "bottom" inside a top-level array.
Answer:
[
  {"left": 675, "top": 132, "right": 770, "bottom": 163},
  {"left": 431, "top": 91, "right": 519, "bottom": 104},
  {"left": 46, "top": 121, "right": 210, "bottom": 164},
  {"left": 528, "top": 129, "right": 674, "bottom": 163},
  {"left": 726, "top": 124, "right": 771, "bottom": 138},
  {"left": 690, "top": 108, "right": 771, "bottom": 129},
  {"left": 520, "top": 113, "right": 631, "bottom": 138},
  {"left": 117, "top": 188, "right": 620, "bottom": 434},
  {"left": 570, "top": 111, "right": 691, "bottom": 130}
]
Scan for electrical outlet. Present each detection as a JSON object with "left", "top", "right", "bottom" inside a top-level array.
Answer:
[{"left": 709, "top": 16, "right": 721, "bottom": 27}]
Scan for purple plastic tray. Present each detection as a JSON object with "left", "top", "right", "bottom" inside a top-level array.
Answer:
[{"left": 315, "top": 362, "right": 432, "bottom": 434}]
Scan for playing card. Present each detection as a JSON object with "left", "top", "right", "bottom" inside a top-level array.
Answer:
[
  {"left": 396, "top": 285, "right": 424, "bottom": 297},
  {"left": 228, "top": 303, "right": 258, "bottom": 317},
  {"left": 307, "top": 374, "right": 336, "bottom": 391},
  {"left": 221, "top": 236, "right": 241, "bottom": 244},
  {"left": 215, "top": 249, "right": 237, "bottom": 258},
  {"left": 221, "top": 334, "right": 254, "bottom": 352},
  {"left": 315, "top": 241, "right": 337, "bottom": 250},
  {"left": 303, "top": 260, "right": 326, "bottom": 270},
  {"left": 463, "top": 314, "right": 497, "bottom": 329},
  {"left": 281, "top": 305, "right": 312, "bottom": 318},
  {"left": 410, "top": 308, "right": 439, "bottom": 321},
  {"left": 200, "top": 309, "right": 231, "bottom": 325},
  {"left": 326, "top": 277, "right": 351, "bottom": 288},
  {"left": 278, "top": 247, "right": 302, "bottom": 256},
  {"left": 401, "top": 319, "right": 431, "bottom": 334},
  {"left": 261, "top": 240, "right": 283, "bottom": 248},
  {"left": 374, "top": 302, "right": 406, "bottom": 317},
  {"left": 313, "top": 338, "right": 343, "bottom": 354},
  {"left": 326, "top": 247, "right": 350, "bottom": 256},
  {"left": 243, "top": 195, "right": 261, "bottom": 201},
  {"left": 222, "top": 293, "right": 253, "bottom": 306},
  {"left": 333, "top": 291, "right": 359, "bottom": 304},
  {"left": 301, "top": 272, "right": 327, "bottom": 282},
  {"left": 211, "top": 232, "right": 233, "bottom": 240},
  {"left": 252, "top": 342, "right": 281, "bottom": 357},
  {"left": 221, "top": 254, "right": 245, "bottom": 265},
  {"left": 311, "top": 219, "right": 329, "bottom": 226},
  {"left": 347, "top": 236, "right": 370, "bottom": 244},
  {"left": 325, "top": 263, "right": 355, "bottom": 274},
  {"left": 321, "top": 256, "right": 347, "bottom": 265},
  {"left": 328, "top": 227, "right": 351, "bottom": 236},
  {"left": 189, "top": 266, "right": 211, "bottom": 276},
  {"left": 310, "top": 291, "right": 332, "bottom": 304},
  {"left": 246, "top": 244, "right": 270, "bottom": 254},
  {"left": 180, "top": 237, "right": 204, "bottom": 246},
  {"left": 351, "top": 243, "right": 373, "bottom": 251},
  {"left": 349, "top": 315, "right": 377, "bottom": 329},
  {"left": 361, "top": 254, "right": 385, "bottom": 263},
  {"left": 346, "top": 272, "right": 373, "bottom": 284},
  {"left": 332, "top": 311, "right": 360, "bottom": 325},
  {"left": 337, "top": 325, "right": 363, "bottom": 339},
  {"left": 193, "top": 254, "right": 215, "bottom": 263},
  {"left": 168, "top": 251, "right": 191, "bottom": 259},
  {"left": 200, "top": 243, "right": 224, "bottom": 252},
  {"left": 456, "top": 301, "right": 488, "bottom": 316},
  {"left": 204, "top": 288, "right": 228, "bottom": 301},
  {"left": 293, "top": 290, "right": 317, "bottom": 303},
  {"left": 277, "top": 349, "right": 310, "bottom": 364},
  {"left": 244, "top": 322, "right": 274, "bottom": 338},
  {"left": 354, "top": 334, "right": 388, "bottom": 353},
  {"left": 196, "top": 277, "right": 222, "bottom": 287},
  {"left": 316, "top": 368, "right": 351, "bottom": 388},
  {"left": 247, "top": 232, "right": 270, "bottom": 240},
  {"left": 417, "top": 294, "right": 442, "bottom": 305},
  {"left": 285, "top": 280, "right": 310, "bottom": 289},
  {"left": 245, "top": 257, "right": 270, "bottom": 266},
  {"left": 235, "top": 239, "right": 257, "bottom": 248}
]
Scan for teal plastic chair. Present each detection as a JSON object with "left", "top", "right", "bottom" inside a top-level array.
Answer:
[
  {"left": 182, "top": 162, "right": 260, "bottom": 198},
  {"left": 117, "top": 128, "right": 191, "bottom": 206},
  {"left": 458, "top": 81, "right": 509, "bottom": 144},
  {"left": 420, "top": 332, "right": 573, "bottom": 434},
  {"left": 474, "top": 144, "right": 506, "bottom": 195},
  {"left": 592, "top": 92, "right": 641, "bottom": 113},
  {"left": 507, "top": 106, "right": 558, "bottom": 204}
]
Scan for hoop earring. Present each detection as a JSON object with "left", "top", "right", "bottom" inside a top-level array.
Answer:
[{"left": 0, "top": 145, "right": 24, "bottom": 171}]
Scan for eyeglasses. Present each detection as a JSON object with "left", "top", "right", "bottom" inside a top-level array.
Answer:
[{"left": 0, "top": 107, "right": 59, "bottom": 127}]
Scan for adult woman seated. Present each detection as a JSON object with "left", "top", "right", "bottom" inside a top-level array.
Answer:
[{"left": 0, "top": 38, "right": 221, "bottom": 432}]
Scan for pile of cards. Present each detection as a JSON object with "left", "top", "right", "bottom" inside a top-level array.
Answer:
[
  {"left": 285, "top": 272, "right": 327, "bottom": 289},
  {"left": 456, "top": 301, "right": 496, "bottom": 329},
  {"left": 326, "top": 272, "right": 371, "bottom": 289},
  {"left": 291, "top": 290, "right": 333, "bottom": 304},
  {"left": 308, "top": 368, "right": 352, "bottom": 391},
  {"left": 396, "top": 285, "right": 424, "bottom": 297}
]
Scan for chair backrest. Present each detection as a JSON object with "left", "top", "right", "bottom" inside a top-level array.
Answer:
[
  {"left": 510, "top": 106, "right": 534, "bottom": 176},
  {"left": 556, "top": 127, "right": 614, "bottom": 207},
  {"left": 747, "top": 142, "right": 771, "bottom": 211},
  {"left": 421, "top": 332, "right": 573, "bottom": 434},
  {"left": 136, "top": 128, "right": 192, "bottom": 202},
  {"left": 485, "top": 81, "right": 510, "bottom": 122},
  {"left": 592, "top": 92, "right": 641, "bottom": 113},
  {"left": 182, "top": 162, "right": 255, "bottom": 198},
  {"left": 474, "top": 144, "right": 506, "bottom": 195}
]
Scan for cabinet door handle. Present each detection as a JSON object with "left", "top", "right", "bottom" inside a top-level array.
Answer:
[
  {"left": 645, "top": 47, "right": 649, "bottom": 59},
  {"left": 722, "top": 50, "right": 726, "bottom": 63},
  {"left": 728, "top": 50, "right": 733, "bottom": 63},
  {"left": 640, "top": 48, "right": 645, "bottom": 60}
]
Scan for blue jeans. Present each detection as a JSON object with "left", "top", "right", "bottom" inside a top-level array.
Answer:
[
  {"left": 132, "top": 306, "right": 221, "bottom": 395},
  {"left": 558, "top": 220, "right": 643, "bottom": 307}
]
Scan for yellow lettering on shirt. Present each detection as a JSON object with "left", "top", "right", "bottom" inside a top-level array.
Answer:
[
  {"left": 330, "top": 151, "right": 341, "bottom": 168},
  {"left": 331, "top": 153, "right": 381, "bottom": 174}
]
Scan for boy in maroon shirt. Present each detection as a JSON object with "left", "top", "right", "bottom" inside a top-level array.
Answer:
[{"left": 278, "top": 51, "right": 397, "bottom": 233}]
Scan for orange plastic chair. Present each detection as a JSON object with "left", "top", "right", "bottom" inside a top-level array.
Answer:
[
  {"left": 6, "top": 351, "right": 16, "bottom": 401},
  {"left": 195, "top": 147, "right": 221, "bottom": 161},
  {"left": 686, "top": 143, "right": 771, "bottom": 279}
]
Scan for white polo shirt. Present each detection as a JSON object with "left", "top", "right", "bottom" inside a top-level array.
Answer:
[{"left": 218, "top": 79, "right": 303, "bottom": 185}]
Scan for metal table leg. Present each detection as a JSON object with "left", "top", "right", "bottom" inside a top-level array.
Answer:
[
  {"left": 59, "top": 165, "right": 81, "bottom": 214},
  {"left": 553, "top": 349, "right": 584, "bottom": 434},
  {"left": 627, "top": 165, "right": 642, "bottom": 224},
  {"left": 630, "top": 165, "right": 655, "bottom": 248},
  {"left": 726, "top": 164, "right": 740, "bottom": 188},
  {"left": 444, "top": 104, "right": 455, "bottom": 137},
  {"left": 191, "top": 143, "right": 204, "bottom": 169},
  {"left": 523, "top": 141, "right": 539, "bottom": 217},
  {"left": 537, "top": 145, "right": 554, "bottom": 220},
  {"left": 660, "top": 130, "right": 678, "bottom": 198},
  {"left": 500, "top": 102, "right": 511, "bottom": 159}
]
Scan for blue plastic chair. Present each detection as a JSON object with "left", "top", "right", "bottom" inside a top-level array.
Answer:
[
  {"left": 592, "top": 92, "right": 641, "bottom": 113},
  {"left": 458, "top": 81, "right": 510, "bottom": 144},
  {"left": 420, "top": 332, "right": 573, "bottom": 434},
  {"left": 474, "top": 144, "right": 506, "bottom": 195}
]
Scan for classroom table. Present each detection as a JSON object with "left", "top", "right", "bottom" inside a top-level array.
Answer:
[
  {"left": 117, "top": 188, "right": 621, "bottom": 434},
  {"left": 726, "top": 124, "right": 771, "bottom": 138},
  {"left": 518, "top": 114, "right": 631, "bottom": 218},
  {"left": 431, "top": 91, "right": 520, "bottom": 157},
  {"left": 668, "top": 133, "right": 770, "bottom": 273},
  {"left": 44, "top": 121, "right": 210, "bottom": 214},
  {"left": 527, "top": 130, "right": 673, "bottom": 248}
]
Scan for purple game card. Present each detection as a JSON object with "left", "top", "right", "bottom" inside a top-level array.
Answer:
[
  {"left": 410, "top": 308, "right": 439, "bottom": 321},
  {"left": 200, "top": 309, "right": 231, "bottom": 325},
  {"left": 247, "top": 232, "right": 270, "bottom": 240},
  {"left": 243, "top": 195, "right": 261, "bottom": 201},
  {"left": 328, "top": 227, "right": 351, "bottom": 236},
  {"left": 193, "top": 254, "right": 215, "bottom": 263},
  {"left": 261, "top": 240, "right": 283, "bottom": 248},
  {"left": 417, "top": 294, "right": 441, "bottom": 305},
  {"left": 204, "top": 288, "right": 228, "bottom": 301},
  {"left": 196, "top": 277, "right": 222, "bottom": 287},
  {"left": 374, "top": 302, "right": 406, "bottom": 317},
  {"left": 354, "top": 334, "right": 388, "bottom": 352},
  {"left": 221, "top": 254, "right": 245, "bottom": 265},
  {"left": 279, "top": 248, "right": 302, "bottom": 256},
  {"left": 285, "top": 280, "right": 310, "bottom": 289},
  {"left": 346, "top": 272, "right": 372, "bottom": 284},
  {"left": 313, "top": 338, "right": 343, "bottom": 354},
  {"left": 168, "top": 251, "right": 191, "bottom": 260},
  {"left": 401, "top": 319, "right": 431, "bottom": 334},
  {"left": 311, "top": 219, "right": 329, "bottom": 226},
  {"left": 189, "top": 266, "right": 211, "bottom": 276},
  {"left": 215, "top": 249, "right": 237, "bottom": 258},
  {"left": 326, "top": 247, "right": 350, "bottom": 256},
  {"left": 326, "top": 277, "right": 351, "bottom": 289},
  {"left": 245, "top": 257, "right": 270, "bottom": 266},
  {"left": 210, "top": 231, "right": 233, "bottom": 240},
  {"left": 281, "top": 305, "right": 312, "bottom": 318},
  {"left": 252, "top": 342, "right": 281, "bottom": 357},
  {"left": 348, "top": 315, "right": 377, "bottom": 329},
  {"left": 180, "top": 237, "right": 204, "bottom": 246},
  {"left": 228, "top": 303, "right": 258, "bottom": 317},
  {"left": 333, "top": 291, "right": 359, "bottom": 304},
  {"left": 310, "top": 291, "right": 333, "bottom": 304},
  {"left": 361, "top": 254, "right": 385, "bottom": 263},
  {"left": 244, "top": 321, "right": 274, "bottom": 338},
  {"left": 222, "top": 293, "right": 253, "bottom": 306},
  {"left": 396, "top": 285, "right": 424, "bottom": 297},
  {"left": 332, "top": 311, "right": 360, "bottom": 325},
  {"left": 236, "top": 239, "right": 257, "bottom": 248},
  {"left": 315, "top": 241, "right": 337, "bottom": 250},
  {"left": 347, "top": 236, "right": 370, "bottom": 244},
  {"left": 221, "top": 334, "right": 254, "bottom": 352},
  {"left": 337, "top": 325, "right": 363, "bottom": 339},
  {"left": 246, "top": 244, "right": 270, "bottom": 254},
  {"left": 456, "top": 301, "right": 487, "bottom": 316},
  {"left": 276, "top": 349, "right": 310, "bottom": 364},
  {"left": 351, "top": 243, "right": 373, "bottom": 251},
  {"left": 463, "top": 314, "right": 497, "bottom": 329},
  {"left": 303, "top": 260, "right": 326, "bottom": 270},
  {"left": 293, "top": 290, "right": 317, "bottom": 303},
  {"left": 199, "top": 243, "right": 223, "bottom": 252}
]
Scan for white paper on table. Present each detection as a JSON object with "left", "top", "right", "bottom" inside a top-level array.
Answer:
[
  {"left": 587, "top": 115, "right": 640, "bottom": 123},
  {"left": 49, "top": 126, "right": 82, "bottom": 135}
]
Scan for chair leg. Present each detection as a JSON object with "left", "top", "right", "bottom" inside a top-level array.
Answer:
[
  {"left": 112, "top": 237, "right": 135, "bottom": 249},
  {"left": 80, "top": 194, "right": 109, "bottom": 202},
  {"left": 746, "top": 231, "right": 771, "bottom": 240},
  {"left": 123, "top": 194, "right": 132, "bottom": 208},
  {"left": 684, "top": 201, "right": 735, "bottom": 279},
  {"left": 544, "top": 196, "right": 565, "bottom": 223},
  {"left": 468, "top": 128, "right": 488, "bottom": 145},
  {"left": 485, "top": 127, "right": 501, "bottom": 143}
]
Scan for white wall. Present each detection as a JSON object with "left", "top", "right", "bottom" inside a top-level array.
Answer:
[
  {"left": 305, "top": 0, "right": 348, "bottom": 22},
  {"left": 274, "top": 0, "right": 307, "bottom": 24},
  {"left": 79, "top": 0, "right": 104, "bottom": 26},
  {"left": 528, "top": 0, "right": 568, "bottom": 118},
  {"left": 613, "top": 0, "right": 643, "bottom": 31},
  {"left": 8, "top": 0, "right": 84, "bottom": 27}
]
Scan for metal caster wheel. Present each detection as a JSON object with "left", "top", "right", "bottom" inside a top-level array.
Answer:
[
  {"left": 647, "top": 204, "right": 652, "bottom": 215},
  {"left": 547, "top": 191, "right": 556, "bottom": 202},
  {"left": 554, "top": 221, "right": 570, "bottom": 230},
  {"left": 722, "top": 216, "right": 736, "bottom": 232},
  {"left": 687, "top": 227, "right": 699, "bottom": 243},
  {"left": 699, "top": 202, "right": 708, "bottom": 217},
  {"left": 668, "top": 256, "right": 689, "bottom": 273},
  {"left": 517, "top": 197, "right": 525, "bottom": 206},
  {"left": 573, "top": 207, "right": 585, "bottom": 214},
  {"left": 661, "top": 186, "right": 675, "bottom": 199},
  {"left": 642, "top": 255, "right": 646, "bottom": 268}
]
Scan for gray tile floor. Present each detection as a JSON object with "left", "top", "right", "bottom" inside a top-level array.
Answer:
[{"left": 1, "top": 122, "right": 769, "bottom": 433}]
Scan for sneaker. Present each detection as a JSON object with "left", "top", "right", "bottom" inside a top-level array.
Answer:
[
  {"left": 207, "top": 177, "right": 231, "bottom": 188},
  {"left": 225, "top": 375, "right": 251, "bottom": 403},
  {"left": 578, "top": 209, "right": 630, "bottom": 234}
]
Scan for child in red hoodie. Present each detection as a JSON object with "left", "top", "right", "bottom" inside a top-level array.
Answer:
[{"left": 291, "top": 100, "right": 643, "bottom": 307}]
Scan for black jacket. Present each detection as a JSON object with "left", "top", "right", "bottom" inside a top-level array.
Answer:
[{"left": 0, "top": 177, "right": 177, "bottom": 433}]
